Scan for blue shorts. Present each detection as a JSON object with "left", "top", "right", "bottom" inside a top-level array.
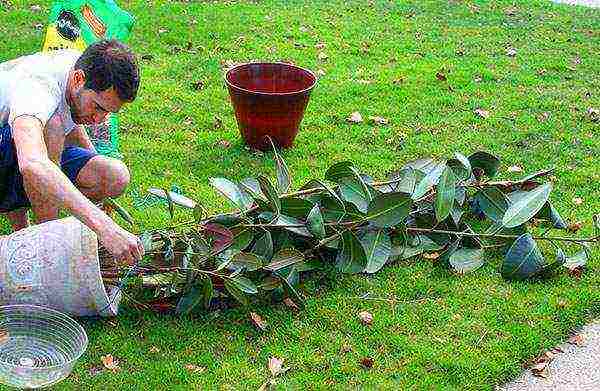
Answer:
[{"left": 0, "top": 123, "right": 97, "bottom": 213}]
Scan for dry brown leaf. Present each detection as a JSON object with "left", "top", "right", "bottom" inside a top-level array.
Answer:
[
  {"left": 531, "top": 361, "right": 549, "bottom": 378},
  {"left": 537, "top": 112, "right": 550, "bottom": 122},
  {"left": 505, "top": 6, "right": 518, "bottom": 16},
  {"left": 474, "top": 108, "right": 490, "bottom": 119},
  {"left": 268, "top": 357, "right": 288, "bottom": 377},
  {"left": 340, "top": 344, "right": 352, "bottom": 353},
  {"left": 435, "top": 72, "right": 447, "bottom": 81},
  {"left": 101, "top": 355, "right": 120, "bottom": 372},
  {"left": 537, "top": 68, "right": 547, "bottom": 76},
  {"left": 393, "top": 77, "right": 405, "bottom": 85},
  {"left": 347, "top": 111, "right": 363, "bottom": 124},
  {"left": 192, "top": 80, "right": 204, "bottom": 91},
  {"left": 316, "top": 69, "right": 326, "bottom": 77},
  {"left": 358, "top": 310, "right": 373, "bottom": 325},
  {"left": 369, "top": 116, "right": 389, "bottom": 125},
  {"left": 250, "top": 312, "right": 268, "bottom": 331},
  {"left": 422, "top": 252, "right": 440, "bottom": 260},
  {"left": 587, "top": 107, "right": 599, "bottom": 122},
  {"left": 185, "top": 364, "right": 206, "bottom": 373},
  {"left": 158, "top": 28, "right": 168, "bottom": 34},
  {"left": 34, "top": 23, "right": 43, "bottom": 30},
  {"left": 360, "top": 357, "right": 374, "bottom": 369},
  {"left": 30, "top": 4, "right": 41, "bottom": 11},
  {"left": 568, "top": 334, "right": 584, "bottom": 346},
  {"left": 507, "top": 165, "right": 523, "bottom": 173},
  {"left": 567, "top": 221, "right": 583, "bottom": 233},
  {"left": 315, "top": 42, "right": 326, "bottom": 50},
  {"left": 506, "top": 47, "right": 517, "bottom": 57},
  {"left": 572, "top": 197, "right": 584, "bottom": 206},
  {"left": 0, "top": 329, "right": 9, "bottom": 345},
  {"left": 318, "top": 52, "right": 328, "bottom": 61},
  {"left": 217, "top": 140, "right": 231, "bottom": 149},
  {"left": 283, "top": 298, "right": 300, "bottom": 312}
]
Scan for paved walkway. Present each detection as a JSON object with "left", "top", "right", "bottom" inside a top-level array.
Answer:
[
  {"left": 553, "top": 0, "right": 600, "bottom": 7},
  {"left": 500, "top": 322, "right": 600, "bottom": 390}
]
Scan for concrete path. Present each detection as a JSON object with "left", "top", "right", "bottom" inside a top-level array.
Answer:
[
  {"left": 552, "top": 0, "right": 600, "bottom": 7},
  {"left": 499, "top": 322, "right": 600, "bottom": 391}
]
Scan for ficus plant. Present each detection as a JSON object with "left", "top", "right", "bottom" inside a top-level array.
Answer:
[{"left": 102, "top": 140, "right": 599, "bottom": 315}]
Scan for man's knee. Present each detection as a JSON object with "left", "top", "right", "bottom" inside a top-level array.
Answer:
[{"left": 107, "top": 159, "right": 130, "bottom": 198}]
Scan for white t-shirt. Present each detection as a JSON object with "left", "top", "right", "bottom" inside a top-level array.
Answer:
[{"left": 0, "top": 49, "right": 81, "bottom": 135}]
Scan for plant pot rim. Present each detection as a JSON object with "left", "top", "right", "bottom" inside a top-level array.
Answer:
[{"left": 224, "top": 62, "right": 317, "bottom": 97}]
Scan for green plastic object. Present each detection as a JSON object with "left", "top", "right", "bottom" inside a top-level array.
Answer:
[{"left": 42, "top": 0, "right": 135, "bottom": 158}]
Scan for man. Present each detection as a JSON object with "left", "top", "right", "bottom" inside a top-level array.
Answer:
[{"left": 0, "top": 39, "right": 143, "bottom": 264}]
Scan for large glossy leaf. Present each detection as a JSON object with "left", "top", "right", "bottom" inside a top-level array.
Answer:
[
  {"left": 336, "top": 230, "right": 368, "bottom": 273},
  {"left": 176, "top": 277, "right": 213, "bottom": 314},
  {"left": 535, "top": 202, "right": 567, "bottom": 229},
  {"left": 202, "top": 223, "right": 233, "bottom": 252},
  {"left": 502, "top": 183, "right": 552, "bottom": 228},
  {"left": 402, "top": 157, "right": 437, "bottom": 174},
  {"left": 140, "top": 231, "right": 153, "bottom": 253},
  {"left": 238, "top": 177, "right": 268, "bottom": 203},
  {"left": 209, "top": 177, "right": 253, "bottom": 211},
  {"left": 339, "top": 177, "right": 372, "bottom": 213},
  {"left": 360, "top": 229, "right": 392, "bottom": 273},
  {"left": 448, "top": 152, "right": 472, "bottom": 181},
  {"left": 260, "top": 212, "right": 312, "bottom": 237},
  {"left": 264, "top": 248, "right": 304, "bottom": 271},
  {"left": 325, "top": 161, "right": 355, "bottom": 182},
  {"left": 563, "top": 248, "right": 588, "bottom": 270},
  {"left": 223, "top": 280, "right": 249, "bottom": 306},
  {"left": 268, "top": 137, "right": 291, "bottom": 194},
  {"left": 435, "top": 166, "right": 455, "bottom": 222},
  {"left": 412, "top": 161, "right": 447, "bottom": 200},
  {"left": 468, "top": 151, "right": 501, "bottom": 178},
  {"left": 257, "top": 175, "right": 281, "bottom": 217},
  {"left": 366, "top": 192, "right": 413, "bottom": 228},
  {"left": 320, "top": 195, "right": 347, "bottom": 223},
  {"left": 307, "top": 204, "right": 326, "bottom": 238},
  {"left": 251, "top": 231, "right": 274, "bottom": 261},
  {"left": 231, "top": 252, "right": 264, "bottom": 271},
  {"left": 229, "top": 275, "right": 258, "bottom": 294},
  {"left": 281, "top": 197, "right": 314, "bottom": 219},
  {"left": 502, "top": 233, "right": 546, "bottom": 280},
  {"left": 450, "top": 248, "right": 484, "bottom": 274},
  {"left": 229, "top": 227, "right": 254, "bottom": 252},
  {"left": 475, "top": 187, "right": 509, "bottom": 223},
  {"left": 387, "top": 167, "right": 419, "bottom": 194},
  {"left": 147, "top": 188, "right": 197, "bottom": 209}
]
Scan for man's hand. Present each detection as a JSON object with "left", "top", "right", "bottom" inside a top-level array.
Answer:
[{"left": 97, "top": 220, "right": 144, "bottom": 265}]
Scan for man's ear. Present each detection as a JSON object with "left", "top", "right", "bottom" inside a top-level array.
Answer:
[{"left": 72, "top": 69, "right": 86, "bottom": 89}]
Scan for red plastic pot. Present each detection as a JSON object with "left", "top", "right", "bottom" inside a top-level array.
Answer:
[{"left": 225, "top": 62, "right": 317, "bottom": 150}]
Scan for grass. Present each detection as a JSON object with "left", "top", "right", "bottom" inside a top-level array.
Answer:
[{"left": 1, "top": 0, "right": 599, "bottom": 389}]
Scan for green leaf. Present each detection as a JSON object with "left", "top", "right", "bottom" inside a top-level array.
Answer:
[
  {"left": 475, "top": 187, "right": 509, "bottom": 223},
  {"left": 450, "top": 248, "right": 484, "bottom": 274},
  {"left": 176, "top": 282, "right": 204, "bottom": 315},
  {"left": 307, "top": 204, "right": 326, "bottom": 239},
  {"left": 366, "top": 192, "right": 413, "bottom": 228},
  {"left": 230, "top": 227, "right": 254, "bottom": 252},
  {"left": 435, "top": 166, "right": 455, "bottom": 222},
  {"left": 260, "top": 212, "right": 313, "bottom": 237},
  {"left": 208, "top": 213, "right": 243, "bottom": 227},
  {"left": 535, "top": 202, "right": 567, "bottom": 229},
  {"left": 412, "top": 161, "right": 447, "bottom": 200},
  {"left": 360, "top": 229, "right": 392, "bottom": 273},
  {"left": 281, "top": 197, "right": 314, "bottom": 219},
  {"left": 238, "top": 178, "right": 267, "bottom": 203},
  {"left": 402, "top": 157, "right": 437, "bottom": 174},
  {"left": 339, "top": 177, "right": 371, "bottom": 213},
  {"left": 259, "top": 276, "right": 282, "bottom": 290},
  {"left": 203, "top": 223, "right": 234, "bottom": 252},
  {"left": 209, "top": 177, "right": 253, "bottom": 211},
  {"left": 140, "top": 231, "right": 153, "bottom": 253},
  {"left": 229, "top": 275, "right": 258, "bottom": 294},
  {"left": 502, "top": 183, "right": 552, "bottom": 228},
  {"left": 564, "top": 249, "right": 588, "bottom": 270},
  {"left": 193, "top": 204, "right": 206, "bottom": 223},
  {"left": 448, "top": 152, "right": 472, "bottom": 181},
  {"left": 223, "top": 280, "right": 249, "bottom": 306},
  {"left": 231, "top": 252, "right": 264, "bottom": 271},
  {"left": 325, "top": 161, "right": 355, "bottom": 182},
  {"left": 439, "top": 239, "right": 461, "bottom": 264},
  {"left": 502, "top": 233, "right": 546, "bottom": 280},
  {"left": 105, "top": 198, "right": 134, "bottom": 226},
  {"left": 336, "top": 230, "right": 368, "bottom": 274},
  {"left": 264, "top": 248, "right": 304, "bottom": 271},
  {"left": 257, "top": 175, "right": 281, "bottom": 217},
  {"left": 147, "top": 188, "right": 197, "bottom": 209},
  {"left": 388, "top": 167, "right": 419, "bottom": 194},
  {"left": 468, "top": 151, "right": 501, "bottom": 178},
  {"left": 450, "top": 206, "right": 464, "bottom": 227},
  {"left": 252, "top": 231, "right": 274, "bottom": 261},
  {"left": 320, "top": 195, "right": 348, "bottom": 223},
  {"left": 268, "top": 136, "right": 291, "bottom": 194},
  {"left": 182, "top": 243, "right": 194, "bottom": 268},
  {"left": 202, "top": 277, "right": 213, "bottom": 309}
]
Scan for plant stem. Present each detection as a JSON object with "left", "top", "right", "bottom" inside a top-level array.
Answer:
[{"left": 406, "top": 227, "right": 599, "bottom": 244}]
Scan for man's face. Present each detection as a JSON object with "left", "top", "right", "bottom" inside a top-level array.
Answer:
[{"left": 68, "top": 70, "right": 125, "bottom": 125}]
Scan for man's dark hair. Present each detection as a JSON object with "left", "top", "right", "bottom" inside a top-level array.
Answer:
[{"left": 74, "top": 39, "right": 139, "bottom": 102}]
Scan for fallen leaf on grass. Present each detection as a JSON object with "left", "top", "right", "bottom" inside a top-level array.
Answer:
[
  {"left": 316, "top": 69, "right": 326, "bottom": 77},
  {"left": 537, "top": 112, "right": 550, "bottom": 122},
  {"left": 505, "top": 6, "right": 518, "bottom": 16},
  {"left": 507, "top": 165, "right": 523, "bottom": 173},
  {"left": 347, "top": 112, "right": 363, "bottom": 123},
  {"left": 531, "top": 361, "right": 549, "bottom": 378},
  {"left": 358, "top": 311, "right": 373, "bottom": 325},
  {"left": 360, "top": 357, "right": 374, "bottom": 369},
  {"left": 537, "top": 68, "right": 547, "bottom": 76},
  {"left": 435, "top": 72, "right": 447, "bottom": 81},
  {"left": 568, "top": 334, "right": 584, "bottom": 346},
  {"left": 587, "top": 107, "right": 599, "bottom": 122},
  {"left": 89, "top": 365, "right": 104, "bottom": 376},
  {"left": 216, "top": 140, "right": 231, "bottom": 149},
  {"left": 185, "top": 364, "right": 206, "bottom": 373},
  {"left": 268, "top": 357, "right": 288, "bottom": 377},
  {"left": 340, "top": 344, "right": 352, "bottom": 353},
  {"left": 283, "top": 298, "right": 300, "bottom": 312},
  {"left": 568, "top": 266, "right": 585, "bottom": 279},
  {"left": 250, "top": 312, "right": 268, "bottom": 331},
  {"left": 506, "top": 47, "right": 517, "bottom": 57},
  {"left": 474, "top": 108, "right": 490, "bottom": 119},
  {"left": 369, "top": 116, "right": 388, "bottom": 125},
  {"left": 318, "top": 52, "right": 328, "bottom": 61},
  {"left": 572, "top": 197, "right": 584, "bottom": 206},
  {"left": 30, "top": 4, "right": 41, "bottom": 12},
  {"left": 101, "top": 355, "right": 120, "bottom": 372},
  {"left": 315, "top": 42, "right": 326, "bottom": 50},
  {"left": 149, "top": 346, "right": 160, "bottom": 353},
  {"left": 191, "top": 80, "right": 204, "bottom": 91},
  {"left": 158, "top": 28, "right": 168, "bottom": 34},
  {"left": 422, "top": 252, "right": 440, "bottom": 260},
  {"left": 567, "top": 221, "right": 583, "bottom": 233}
]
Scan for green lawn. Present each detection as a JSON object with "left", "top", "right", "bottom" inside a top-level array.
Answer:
[{"left": 1, "top": 0, "right": 600, "bottom": 389}]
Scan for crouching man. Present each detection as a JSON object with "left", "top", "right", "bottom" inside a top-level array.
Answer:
[{"left": 0, "top": 39, "right": 143, "bottom": 264}]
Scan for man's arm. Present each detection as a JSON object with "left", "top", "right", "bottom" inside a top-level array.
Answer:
[
  {"left": 11, "top": 115, "right": 143, "bottom": 264},
  {"left": 65, "top": 125, "right": 97, "bottom": 152}
]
